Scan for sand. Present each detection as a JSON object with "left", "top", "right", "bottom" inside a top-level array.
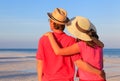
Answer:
[
  {"left": 0, "top": 52, "right": 120, "bottom": 81},
  {"left": 104, "top": 57, "right": 120, "bottom": 81},
  {"left": 0, "top": 52, "right": 37, "bottom": 81}
]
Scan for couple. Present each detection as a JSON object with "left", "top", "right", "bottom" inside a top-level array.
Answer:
[{"left": 36, "top": 8, "right": 106, "bottom": 81}]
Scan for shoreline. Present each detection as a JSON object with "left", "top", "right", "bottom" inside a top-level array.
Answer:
[{"left": 0, "top": 52, "right": 120, "bottom": 81}]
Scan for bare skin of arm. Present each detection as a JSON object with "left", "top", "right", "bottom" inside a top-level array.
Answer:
[
  {"left": 74, "top": 59, "right": 105, "bottom": 79},
  {"left": 44, "top": 32, "right": 105, "bottom": 79},
  {"left": 45, "top": 32, "right": 80, "bottom": 55},
  {"left": 37, "top": 60, "right": 43, "bottom": 81}
]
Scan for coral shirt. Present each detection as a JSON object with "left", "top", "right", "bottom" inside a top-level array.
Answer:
[
  {"left": 77, "top": 41, "right": 104, "bottom": 80},
  {"left": 36, "top": 32, "right": 81, "bottom": 80}
]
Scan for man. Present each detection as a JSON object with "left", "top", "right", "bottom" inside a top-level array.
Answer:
[{"left": 36, "top": 8, "right": 103, "bottom": 81}]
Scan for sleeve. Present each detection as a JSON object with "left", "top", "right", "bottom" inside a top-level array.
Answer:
[
  {"left": 72, "top": 41, "right": 86, "bottom": 62},
  {"left": 71, "top": 52, "right": 82, "bottom": 62},
  {"left": 36, "top": 38, "right": 44, "bottom": 60},
  {"left": 71, "top": 41, "right": 85, "bottom": 61},
  {"left": 68, "top": 38, "right": 82, "bottom": 62}
]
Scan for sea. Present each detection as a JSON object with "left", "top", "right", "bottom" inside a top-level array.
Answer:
[{"left": 0, "top": 48, "right": 120, "bottom": 58}]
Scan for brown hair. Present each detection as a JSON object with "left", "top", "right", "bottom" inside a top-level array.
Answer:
[
  {"left": 86, "top": 29, "right": 104, "bottom": 48},
  {"left": 53, "top": 22, "right": 65, "bottom": 31},
  {"left": 77, "top": 29, "right": 104, "bottom": 48}
]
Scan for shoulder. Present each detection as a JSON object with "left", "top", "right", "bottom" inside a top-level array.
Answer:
[
  {"left": 38, "top": 35, "right": 48, "bottom": 43},
  {"left": 78, "top": 41, "right": 86, "bottom": 46},
  {"left": 60, "top": 34, "right": 76, "bottom": 46},
  {"left": 64, "top": 34, "right": 76, "bottom": 40},
  {"left": 66, "top": 35, "right": 76, "bottom": 43}
]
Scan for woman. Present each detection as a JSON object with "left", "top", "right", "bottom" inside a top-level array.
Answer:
[{"left": 45, "top": 16, "right": 106, "bottom": 81}]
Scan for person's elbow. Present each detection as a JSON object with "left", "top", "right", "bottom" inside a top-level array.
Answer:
[
  {"left": 54, "top": 50, "right": 61, "bottom": 55},
  {"left": 54, "top": 51, "right": 60, "bottom": 55}
]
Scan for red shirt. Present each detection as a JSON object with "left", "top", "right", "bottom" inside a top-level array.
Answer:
[
  {"left": 36, "top": 32, "right": 80, "bottom": 80},
  {"left": 77, "top": 41, "right": 104, "bottom": 80}
]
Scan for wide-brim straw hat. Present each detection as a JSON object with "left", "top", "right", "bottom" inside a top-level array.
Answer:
[
  {"left": 47, "top": 8, "right": 69, "bottom": 25},
  {"left": 66, "top": 16, "right": 97, "bottom": 41}
]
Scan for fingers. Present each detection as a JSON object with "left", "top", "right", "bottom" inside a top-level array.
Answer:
[{"left": 100, "top": 70, "right": 106, "bottom": 80}]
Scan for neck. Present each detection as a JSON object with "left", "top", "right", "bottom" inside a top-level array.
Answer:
[{"left": 53, "top": 29, "right": 63, "bottom": 33}]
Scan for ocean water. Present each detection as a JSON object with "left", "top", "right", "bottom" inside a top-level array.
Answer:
[
  {"left": 0, "top": 48, "right": 120, "bottom": 57},
  {"left": 103, "top": 48, "right": 120, "bottom": 57},
  {"left": 0, "top": 48, "right": 37, "bottom": 54}
]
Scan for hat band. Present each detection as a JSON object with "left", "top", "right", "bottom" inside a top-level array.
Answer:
[
  {"left": 76, "top": 22, "right": 90, "bottom": 33},
  {"left": 51, "top": 15, "right": 68, "bottom": 23}
]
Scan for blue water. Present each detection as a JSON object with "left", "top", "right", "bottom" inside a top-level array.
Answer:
[
  {"left": 0, "top": 48, "right": 120, "bottom": 57},
  {"left": 0, "top": 48, "right": 37, "bottom": 53},
  {"left": 103, "top": 48, "right": 120, "bottom": 57}
]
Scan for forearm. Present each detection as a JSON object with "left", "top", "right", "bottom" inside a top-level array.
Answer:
[
  {"left": 37, "top": 60, "right": 43, "bottom": 81},
  {"left": 75, "top": 60, "right": 101, "bottom": 75},
  {"left": 48, "top": 33, "right": 80, "bottom": 55}
]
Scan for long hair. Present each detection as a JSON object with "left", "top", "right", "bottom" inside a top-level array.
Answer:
[
  {"left": 76, "top": 29, "right": 104, "bottom": 48},
  {"left": 86, "top": 29, "right": 104, "bottom": 48}
]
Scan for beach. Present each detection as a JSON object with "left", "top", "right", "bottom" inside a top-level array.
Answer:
[
  {"left": 0, "top": 52, "right": 120, "bottom": 81},
  {"left": 104, "top": 57, "right": 120, "bottom": 81},
  {"left": 0, "top": 52, "right": 37, "bottom": 81}
]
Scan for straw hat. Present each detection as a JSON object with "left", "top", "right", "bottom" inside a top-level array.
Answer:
[
  {"left": 47, "top": 8, "right": 69, "bottom": 25},
  {"left": 66, "top": 16, "right": 97, "bottom": 41}
]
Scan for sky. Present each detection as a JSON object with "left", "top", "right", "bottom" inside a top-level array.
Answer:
[{"left": 0, "top": 0, "right": 120, "bottom": 49}]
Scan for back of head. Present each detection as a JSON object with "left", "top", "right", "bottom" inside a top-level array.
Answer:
[
  {"left": 47, "top": 8, "right": 69, "bottom": 31},
  {"left": 53, "top": 21, "right": 65, "bottom": 30}
]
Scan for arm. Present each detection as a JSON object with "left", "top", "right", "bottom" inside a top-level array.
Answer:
[
  {"left": 74, "top": 59, "right": 106, "bottom": 79},
  {"left": 36, "top": 60, "right": 43, "bottom": 81},
  {"left": 45, "top": 32, "right": 80, "bottom": 55},
  {"left": 75, "top": 59, "right": 101, "bottom": 74},
  {"left": 45, "top": 32, "right": 106, "bottom": 79}
]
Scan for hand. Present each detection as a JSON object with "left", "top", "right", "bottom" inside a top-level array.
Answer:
[
  {"left": 44, "top": 32, "right": 52, "bottom": 36},
  {"left": 99, "top": 70, "right": 106, "bottom": 80}
]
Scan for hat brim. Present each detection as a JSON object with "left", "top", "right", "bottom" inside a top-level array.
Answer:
[
  {"left": 66, "top": 17, "right": 92, "bottom": 41},
  {"left": 47, "top": 13, "right": 69, "bottom": 25}
]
